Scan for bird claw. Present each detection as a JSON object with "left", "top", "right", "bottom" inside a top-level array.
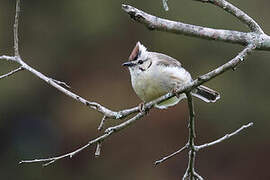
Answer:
[
  {"left": 139, "top": 102, "right": 145, "bottom": 113},
  {"left": 172, "top": 88, "right": 180, "bottom": 98},
  {"left": 138, "top": 102, "right": 149, "bottom": 114}
]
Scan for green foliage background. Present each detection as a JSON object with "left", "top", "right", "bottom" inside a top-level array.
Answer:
[{"left": 0, "top": 0, "right": 270, "bottom": 179}]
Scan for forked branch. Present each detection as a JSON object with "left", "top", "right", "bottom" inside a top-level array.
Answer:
[
  {"left": 18, "top": 44, "right": 255, "bottom": 166},
  {"left": 195, "top": 0, "right": 263, "bottom": 33},
  {"left": 154, "top": 122, "right": 253, "bottom": 167},
  {"left": 1, "top": 1, "right": 258, "bottom": 178},
  {"left": 122, "top": 3, "right": 270, "bottom": 50}
]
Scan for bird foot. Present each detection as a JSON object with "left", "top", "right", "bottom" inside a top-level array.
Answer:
[
  {"left": 172, "top": 88, "right": 180, "bottom": 98},
  {"left": 138, "top": 102, "right": 149, "bottom": 114}
]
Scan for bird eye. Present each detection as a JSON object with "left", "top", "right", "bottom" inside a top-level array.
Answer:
[{"left": 138, "top": 60, "right": 143, "bottom": 64}]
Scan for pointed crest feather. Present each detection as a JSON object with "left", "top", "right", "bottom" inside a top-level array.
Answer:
[{"left": 128, "top": 41, "right": 147, "bottom": 61}]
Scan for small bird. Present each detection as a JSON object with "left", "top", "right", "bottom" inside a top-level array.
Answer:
[{"left": 122, "top": 42, "right": 220, "bottom": 109}]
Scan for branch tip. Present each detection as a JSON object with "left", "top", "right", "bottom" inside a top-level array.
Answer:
[
  {"left": 95, "top": 142, "right": 102, "bottom": 157},
  {"left": 154, "top": 144, "right": 188, "bottom": 166},
  {"left": 0, "top": 66, "right": 24, "bottom": 80},
  {"left": 98, "top": 116, "right": 107, "bottom": 131},
  {"left": 162, "top": 0, "right": 169, "bottom": 11},
  {"left": 196, "top": 122, "right": 254, "bottom": 150}
]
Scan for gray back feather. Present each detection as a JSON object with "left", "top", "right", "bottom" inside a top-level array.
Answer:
[{"left": 150, "top": 52, "right": 181, "bottom": 67}]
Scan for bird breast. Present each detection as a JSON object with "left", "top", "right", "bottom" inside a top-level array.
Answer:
[{"left": 130, "top": 65, "right": 192, "bottom": 102}]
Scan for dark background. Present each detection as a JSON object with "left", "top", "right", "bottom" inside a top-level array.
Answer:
[{"left": 0, "top": 0, "right": 270, "bottom": 179}]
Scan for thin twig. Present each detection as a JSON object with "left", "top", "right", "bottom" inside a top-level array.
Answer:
[
  {"left": 122, "top": 4, "right": 270, "bottom": 50},
  {"left": 51, "top": 78, "right": 71, "bottom": 89},
  {"left": 195, "top": 122, "right": 253, "bottom": 150},
  {"left": 98, "top": 116, "right": 107, "bottom": 131},
  {"left": 193, "top": 171, "right": 204, "bottom": 180},
  {"left": 0, "top": 66, "right": 24, "bottom": 80},
  {"left": 14, "top": 0, "right": 20, "bottom": 57},
  {"left": 154, "top": 143, "right": 188, "bottom": 166},
  {"left": 95, "top": 142, "right": 102, "bottom": 157},
  {"left": 196, "top": 0, "right": 263, "bottom": 33},
  {"left": 162, "top": 0, "right": 169, "bottom": 11},
  {"left": 19, "top": 130, "right": 114, "bottom": 166},
  {"left": 19, "top": 112, "right": 146, "bottom": 166}
]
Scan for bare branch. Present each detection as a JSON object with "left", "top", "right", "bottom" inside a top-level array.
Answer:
[
  {"left": 162, "top": 0, "right": 169, "bottom": 11},
  {"left": 14, "top": 0, "right": 21, "bottom": 57},
  {"left": 13, "top": 44, "right": 255, "bottom": 167},
  {"left": 153, "top": 44, "right": 255, "bottom": 178},
  {"left": 1, "top": 1, "right": 255, "bottom": 173},
  {"left": 0, "top": 2, "right": 258, "bottom": 126},
  {"left": 104, "top": 112, "right": 146, "bottom": 133},
  {"left": 154, "top": 144, "right": 188, "bottom": 166},
  {"left": 18, "top": 42, "right": 254, "bottom": 165},
  {"left": 0, "top": 55, "right": 18, "bottom": 62},
  {"left": 19, "top": 112, "right": 146, "bottom": 166},
  {"left": 0, "top": 55, "right": 140, "bottom": 119},
  {"left": 182, "top": 93, "right": 200, "bottom": 180},
  {"left": 195, "top": 122, "right": 253, "bottom": 150},
  {"left": 122, "top": 4, "right": 270, "bottom": 50},
  {"left": 193, "top": 172, "right": 204, "bottom": 180},
  {"left": 143, "top": 44, "right": 255, "bottom": 112},
  {"left": 19, "top": 130, "right": 114, "bottom": 166},
  {"left": 21, "top": 59, "right": 137, "bottom": 120},
  {"left": 98, "top": 116, "right": 107, "bottom": 131},
  {"left": 95, "top": 142, "right": 102, "bottom": 157},
  {"left": 196, "top": 0, "right": 264, "bottom": 33},
  {"left": 51, "top": 78, "right": 71, "bottom": 89},
  {"left": 191, "top": 44, "right": 256, "bottom": 87},
  {"left": 0, "top": 66, "right": 24, "bottom": 80}
]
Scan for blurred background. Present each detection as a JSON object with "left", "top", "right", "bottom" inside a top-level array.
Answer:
[{"left": 0, "top": 0, "right": 270, "bottom": 179}]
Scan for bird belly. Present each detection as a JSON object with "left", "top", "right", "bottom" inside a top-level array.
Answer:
[{"left": 131, "top": 72, "right": 168, "bottom": 102}]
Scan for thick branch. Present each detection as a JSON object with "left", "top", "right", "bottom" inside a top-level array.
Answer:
[
  {"left": 0, "top": 0, "right": 139, "bottom": 122},
  {"left": 196, "top": 0, "right": 263, "bottom": 33},
  {"left": 0, "top": 55, "right": 139, "bottom": 120},
  {"left": 183, "top": 93, "right": 199, "bottom": 180},
  {"left": 20, "top": 60, "right": 127, "bottom": 118},
  {"left": 122, "top": 4, "right": 270, "bottom": 50}
]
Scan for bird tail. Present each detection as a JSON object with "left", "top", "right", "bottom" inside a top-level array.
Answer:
[
  {"left": 191, "top": 85, "right": 220, "bottom": 103},
  {"left": 155, "top": 85, "right": 220, "bottom": 109}
]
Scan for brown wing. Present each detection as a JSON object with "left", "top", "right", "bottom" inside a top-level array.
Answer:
[{"left": 151, "top": 52, "right": 181, "bottom": 67}]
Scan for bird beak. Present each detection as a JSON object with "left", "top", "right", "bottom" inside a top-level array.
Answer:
[{"left": 122, "top": 61, "right": 135, "bottom": 67}]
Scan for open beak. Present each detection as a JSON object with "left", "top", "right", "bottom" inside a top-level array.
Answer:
[{"left": 122, "top": 61, "right": 135, "bottom": 67}]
